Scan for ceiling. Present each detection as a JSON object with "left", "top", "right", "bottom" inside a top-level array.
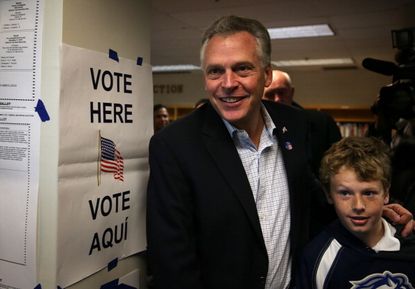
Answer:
[{"left": 151, "top": 0, "right": 415, "bottom": 72}]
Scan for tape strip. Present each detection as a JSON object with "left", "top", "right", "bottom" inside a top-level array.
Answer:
[
  {"left": 35, "top": 99, "right": 50, "bottom": 122},
  {"left": 136, "top": 57, "right": 143, "bottom": 66},
  {"left": 118, "top": 283, "right": 136, "bottom": 289},
  {"left": 108, "top": 257, "right": 118, "bottom": 271},
  {"left": 109, "top": 49, "right": 119, "bottom": 62}
]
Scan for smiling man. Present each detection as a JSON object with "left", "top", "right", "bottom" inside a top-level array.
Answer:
[{"left": 147, "top": 15, "right": 314, "bottom": 289}]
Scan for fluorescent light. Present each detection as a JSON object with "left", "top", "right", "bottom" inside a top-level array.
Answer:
[
  {"left": 267, "top": 24, "right": 334, "bottom": 39},
  {"left": 152, "top": 64, "right": 201, "bottom": 72},
  {"left": 272, "top": 58, "right": 354, "bottom": 67}
]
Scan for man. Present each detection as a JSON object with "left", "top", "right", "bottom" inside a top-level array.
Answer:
[
  {"left": 147, "top": 16, "right": 414, "bottom": 289},
  {"left": 263, "top": 70, "right": 341, "bottom": 177},
  {"left": 148, "top": 15, "right": 312, "bottom": 289},
  {"left": 153, "top": 104, "right": 170, "bottom": 133}
]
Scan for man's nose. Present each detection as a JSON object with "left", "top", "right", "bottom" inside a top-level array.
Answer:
[{"left": 222, "top": 71, "right": 238, "bottom": 89}]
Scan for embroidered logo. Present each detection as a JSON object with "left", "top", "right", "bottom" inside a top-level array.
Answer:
[{"left": 350, "top": 270, "right": 414, "bottom": 289}]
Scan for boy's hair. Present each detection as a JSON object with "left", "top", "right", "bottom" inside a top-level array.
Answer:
[
  {"left": 320, "top": 136, "right": 391, "bottom": 193},
  {"left": 200, "top": 15, "right": 271, "bottom": 69}
]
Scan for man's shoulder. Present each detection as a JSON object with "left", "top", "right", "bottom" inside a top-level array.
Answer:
[
  {"left": 304, "top": 108, "right": 336, "bottom": 124},
  {"left": 152, "top": 103, "right": 224, "bottom": 142},
  {"left": 153, "top": 109, "right": 201, "bottom": 140},
  {"left": 262, "top": 100, "right": 308, "bottom": 123}
]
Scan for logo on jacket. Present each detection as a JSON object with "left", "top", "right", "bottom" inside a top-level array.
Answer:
[{"left": 350, "top": 270, "right": 413, "bottom": 289}]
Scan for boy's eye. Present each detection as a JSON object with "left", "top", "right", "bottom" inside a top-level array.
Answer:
[
  {"left": 363, "top": 190, "right": 377, "bottom": 196},
  {"left": 338, "top": 190, "right": 351, "bottom": 196}
]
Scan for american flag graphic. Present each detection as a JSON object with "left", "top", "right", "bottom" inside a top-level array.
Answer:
[{"left": 100, "top": 136, "right": 124, "bottom": 181}]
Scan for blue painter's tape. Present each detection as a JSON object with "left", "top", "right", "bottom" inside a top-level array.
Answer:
[
  {"left": 136, "top": 57, "right": 143, "bottom": 66},
  {"left": 34, "top": 284, "right": 42, "bottom": 289},
  {"left": 118, "top": 283, "right": 137, "bottom": 289},
  {"left": 108, "top": 257, "right": 118, "bottom": 271},
  {"left": 109, "top": 49, "right": 119, "bottom": 62},
  {"left": 101, "top": 279, "right": 118, "bottom": 289},
  {"left": 35, "top": 99, "right": 50, "bottom": 122}
]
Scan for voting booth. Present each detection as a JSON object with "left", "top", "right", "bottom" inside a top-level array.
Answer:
[{"left": 0, "top": 0, "right": 152, "bottom": 288}]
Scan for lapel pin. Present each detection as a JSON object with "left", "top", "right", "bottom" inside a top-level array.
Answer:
[
  {"left": 284, "top": 141, "right": 293, "bottom": 151},
  {"left": 282, "top": 126, "right": 288, "bottom": 134}
]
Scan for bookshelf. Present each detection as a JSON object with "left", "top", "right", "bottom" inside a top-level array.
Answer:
[{"left": 304, "top": 106, "right": 375, "bottom": 137}]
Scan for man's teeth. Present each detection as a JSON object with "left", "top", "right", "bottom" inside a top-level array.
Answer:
[{"left": 222, "top": 97, "right": 241, "bottom": 103}]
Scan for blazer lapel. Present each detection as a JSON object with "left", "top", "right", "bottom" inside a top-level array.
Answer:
[
  {"left": 273, "top": 118, "right": 296, "bottom": 184},
  {"left": 265, "top": 102, "right": 298, "bottom": 184},
  {"left": 201, "top": 105, "right": 266, "bottom": 248}
]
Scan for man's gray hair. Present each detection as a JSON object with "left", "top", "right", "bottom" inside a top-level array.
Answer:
[{"left": 200, "top": 15, "right": 271, "bottom": 68}]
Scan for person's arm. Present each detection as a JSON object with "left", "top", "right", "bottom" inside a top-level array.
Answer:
[
  {"left": 383, "top": 203, "right": 415, "bottom": 237},
  {"left": 146, "top": 135, "right": 203, "bottom": 289}
]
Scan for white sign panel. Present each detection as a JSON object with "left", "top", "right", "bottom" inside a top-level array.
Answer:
[{"left": 58, "top": 44, "right": 152, "bottom": 287}]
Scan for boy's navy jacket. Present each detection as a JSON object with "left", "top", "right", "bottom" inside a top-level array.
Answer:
[{"left": 296, "top": 219, "right": 415, "bottom": 289}]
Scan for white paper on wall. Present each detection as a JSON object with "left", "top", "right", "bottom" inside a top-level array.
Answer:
[
  {"left": 57, "top": 44, "right": 152, "bottom": 287},
  {"left": 0, "top": 0, "right": 43, "bottom": 288}
]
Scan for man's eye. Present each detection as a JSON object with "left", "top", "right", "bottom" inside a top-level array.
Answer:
[
  {"left": 236, "top": 65, "right": 253, "bottom": 74},
  {"left": 206, "top": 67, "right": 223, "bottom": 77}
]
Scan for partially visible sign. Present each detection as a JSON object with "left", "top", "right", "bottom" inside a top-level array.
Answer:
[
  {"left": 153, "top": 84, "right": 183, "bottom": 94},
  {"left": 57, "top": 44, "right": 152, "bottom": 287}
]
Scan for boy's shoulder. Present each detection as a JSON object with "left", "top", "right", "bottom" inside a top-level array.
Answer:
[
  {"left": 378, "top": 233, "right": 415, "bottom": 260},
  {"left": 300, "top": 220, "right": 415, "bottom": 288},
  {"left": 303, "top": 220, "right": 362, "bottom": 255}
]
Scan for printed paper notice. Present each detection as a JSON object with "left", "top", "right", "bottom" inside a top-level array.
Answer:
[{"left": 0, "top": 0, "right": 43, "bottom": 288}]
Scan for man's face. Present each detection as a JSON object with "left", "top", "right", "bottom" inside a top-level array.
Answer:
[
  {"left": 327, "top": 166, "right": 389, "bottom": 247},
  {"left": 202, "top": 31, "right": 272, "bottom": 131},
  {"left": 263, "top": 71, "right": 294, "bottom": 105},
  {"left": 154, "top": 107, "right": 170, "bottom": 132}
]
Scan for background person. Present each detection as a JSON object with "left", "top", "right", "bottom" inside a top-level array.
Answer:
[
  {"left": 263, "top": 70, "right": 342, "bottom": 177},
  {"left": 263, "top": 69, "right": 342, "bottom": 235},
  {"left": 153, "top": 103, "right": 170, "bottom": 133}
]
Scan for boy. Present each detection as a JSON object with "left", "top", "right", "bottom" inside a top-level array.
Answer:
[{"left": 297, "top": 136, "right": 415, "bottom": 288}]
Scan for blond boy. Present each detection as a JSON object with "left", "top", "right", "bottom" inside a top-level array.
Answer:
[{"left": 297, "top": 136, "right": 415, "bottom": 288}]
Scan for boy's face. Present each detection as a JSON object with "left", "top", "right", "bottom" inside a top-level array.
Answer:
[{"left": 327, "top": 166, "right": 389, "bottom": 247}]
